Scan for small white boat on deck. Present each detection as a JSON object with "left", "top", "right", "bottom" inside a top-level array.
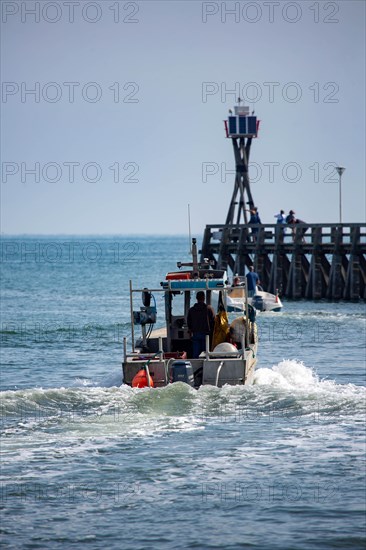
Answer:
[
  {"left": 122, "top": 239, "right": 258, "bottom": 389},
  {"left": 224, "top": 280, "right": 283, "bottom": 313}
]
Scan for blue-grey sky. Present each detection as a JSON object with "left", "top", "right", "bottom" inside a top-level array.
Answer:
[{"left": 1, "top": 0, "right": 365, "bottom": 234}]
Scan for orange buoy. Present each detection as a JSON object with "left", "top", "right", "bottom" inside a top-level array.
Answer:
[{"left": 132, "top": 369, "right": 154, "bottom": 388}]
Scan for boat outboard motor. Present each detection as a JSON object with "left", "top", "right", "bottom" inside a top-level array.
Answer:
[
  {"left": 252, "top": 295, "right": 264, "bottom": 311},
  {"left": 171, "top": 360, "right": 194, "bottom": 387}
]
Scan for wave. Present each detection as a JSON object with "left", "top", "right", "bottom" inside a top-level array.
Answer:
[
  {"left": 273, "top": 308, "right": 366, "bottom": 321},
  {"left": 1, "top": 361, "right": 364, "bottom": 428},
  {"left": 0, "top": 322, "right": 132, "bottom": 336},
  {"left": 0, "top": 322, "right": 132, "bottom": 350}
]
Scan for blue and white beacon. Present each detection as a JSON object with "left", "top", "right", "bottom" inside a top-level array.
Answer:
[
  {"left": 225, "top": 100, "right": 258, "bottom": 138},
  {"left": 222, "top": 98, "right": 260, "bottom": 229}
]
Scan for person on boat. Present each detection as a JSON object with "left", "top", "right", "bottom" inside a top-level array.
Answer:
[
  {"left": 187, "top": 291, "right": 215, "bottom": 358},
  {"left": 245, "top": 266, "right": 260, "bottom": 297},
  {"left": 232, "top": 276, "right": 241, "bottom": 287}
]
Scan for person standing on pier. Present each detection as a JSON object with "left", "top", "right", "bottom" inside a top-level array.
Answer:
[
  {"left": 275, "top": 209, "right": 286, "bottom": 239},
  {"left": 248, "top": 206, "right": 261, "bottom": 242},
  {"left": 246, "top": 266, "right": 260, "bottom": 297},
  {"left": 286, "top": 210, "right": 296, "bottom": 224},
  {"left": 286, "top": 210, "right": 307, "bottom": 242},
  {"left": 294, "top": 217, "right": 308, "bottom": 243},
  {"left": 274, "top": 210, "right": 286, "bottom": 224},
  {"left": 286, "top": 210, "right": 296, "bottom": 241}
]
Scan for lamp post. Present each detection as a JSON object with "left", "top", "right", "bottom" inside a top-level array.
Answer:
[{"left": 335, "top": 166, "right": 345, "bottom": 224}]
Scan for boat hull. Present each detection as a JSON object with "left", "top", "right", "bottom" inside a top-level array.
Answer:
[{"left": 122, "top": 347, "right": 257, "bottom": 389}]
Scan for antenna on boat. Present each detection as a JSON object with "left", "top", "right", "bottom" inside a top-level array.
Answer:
[{"left": 188, "top": 203, "right": 192, "bottom": 254}]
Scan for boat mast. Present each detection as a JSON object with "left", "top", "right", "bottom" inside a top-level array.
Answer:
[
  {"left": 191, "top": 238, "right": 199, "bottom": 277},
  {"left": 188, "top": 203, "right": 192, "bottom": 255},
  {"left": 177, "top": 237, "right": 200, "bottom": 278}
]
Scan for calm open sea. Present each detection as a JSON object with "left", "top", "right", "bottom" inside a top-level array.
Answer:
[{"left": 1, "top": 236, "right": 365, "bottom": 549}]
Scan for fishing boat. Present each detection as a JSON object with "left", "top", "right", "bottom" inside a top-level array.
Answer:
[{"left": 122, "top": 239, "right": 258, "bottom": 389}]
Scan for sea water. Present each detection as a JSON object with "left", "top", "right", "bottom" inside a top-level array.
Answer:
[{"left": 1, "top": 236, "right": 365, "bottom": 550}]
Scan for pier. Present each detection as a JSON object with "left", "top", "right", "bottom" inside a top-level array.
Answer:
[
  {"left": 200, "top": 100, "right": 366, "bottom": 301},
  {"left": 201, "top": 223, "right": 366, "bottom": 300}
]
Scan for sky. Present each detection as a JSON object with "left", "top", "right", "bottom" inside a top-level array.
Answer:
[{"left": 1, "top": 0, "right": 365, "bottom": 235}]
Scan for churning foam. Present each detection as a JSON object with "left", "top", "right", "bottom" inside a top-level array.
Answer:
[{"left": 254, "top": 359, "right": 319, "bottom": 389}]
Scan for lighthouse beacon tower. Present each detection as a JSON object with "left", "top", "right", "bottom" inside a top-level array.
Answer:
[{"left": 223, "top": 99, "right": 259, "bottom": 226}]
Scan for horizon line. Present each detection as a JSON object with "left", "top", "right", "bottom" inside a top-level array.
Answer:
[{"left": 0, "top": 233, "right": 200, "bottom": 238}]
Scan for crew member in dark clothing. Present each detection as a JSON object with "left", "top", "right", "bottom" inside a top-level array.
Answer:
[
  {"left": 187, "top": 291, "right": 215, "bottom": 358},
  {"left": 245, "top": 266, "right": 260, "bottom": 297}
]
